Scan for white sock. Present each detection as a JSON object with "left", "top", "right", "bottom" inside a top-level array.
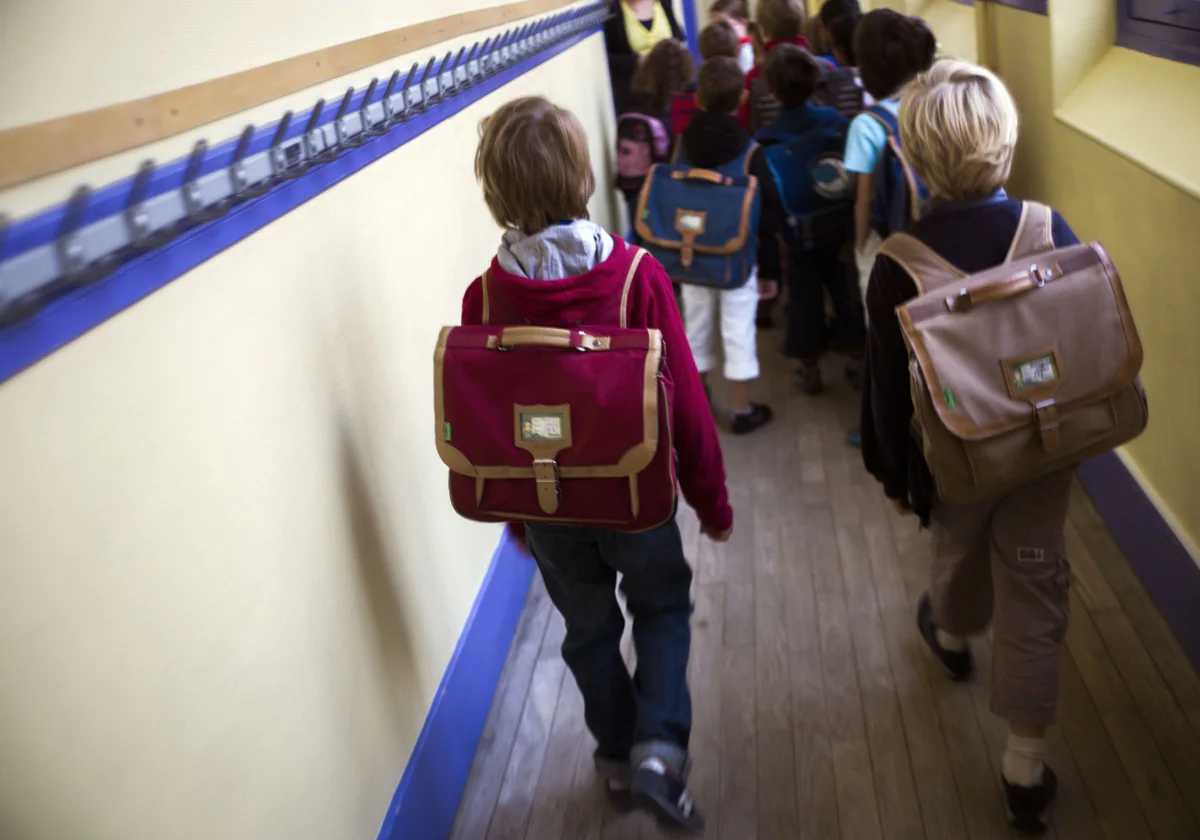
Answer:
[
  {"left": 936, "top": 628, "right": 967, "bottom": 652},
  {"left": 1002, "top": 733, "right": 1046, "bottom": 787}
]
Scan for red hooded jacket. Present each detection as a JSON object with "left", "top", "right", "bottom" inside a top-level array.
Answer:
[{"left": 460, "top": 237, "right": 734, "bottom": 533}]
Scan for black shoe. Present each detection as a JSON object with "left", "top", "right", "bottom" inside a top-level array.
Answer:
[
  {"left": 731, "top": 403, "right": 773, "bottom": 435},
  {"left": 1004, "top": 764, "right": 1058, "bottom": 835},
  {"left": 917, "top": 593, "right": 974, "bottom": 681},
  {"left": 631, "top": 759, "right": 705, "bottom": 833},
  {"left": 796, "top": 362, "right": 824, "bottom": 395}
]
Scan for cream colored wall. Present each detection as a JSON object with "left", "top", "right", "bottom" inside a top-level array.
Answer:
[{"left": 0, "top": 2, "right": 620, "bottom": 839}]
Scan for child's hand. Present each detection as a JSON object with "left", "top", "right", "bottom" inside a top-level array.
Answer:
[
  {"left": 702, "top": 523, "right": 733, "bottom": 543},
  {"left": 759, "top": 280, "right": 779, "bottom": 301}
]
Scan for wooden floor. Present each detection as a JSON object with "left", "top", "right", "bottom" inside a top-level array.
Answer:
[{"left": 449, "top": 345, "right": 1200, "bottom": 840}]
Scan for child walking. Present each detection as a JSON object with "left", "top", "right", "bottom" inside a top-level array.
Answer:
[
  {"left": 843, "top": 9, "right": 934, "bottom": 445},
  {"left": 708, "top": 0, "right": 756, "bottom": 72},
  {"left": 620, "top": 39, "right": 695, "bottom": 230},
  {"left": 756, "top": 44, "right": 863, "bottom": 394},
  {"left": 676, "top": 57, "right": 788, "bottom": 434},
  {"left": 860, "top": 60, "right": 1082, "bottom": 834},
  {"left": 468, "top": 96, "right": 733, "bottom": 832}
]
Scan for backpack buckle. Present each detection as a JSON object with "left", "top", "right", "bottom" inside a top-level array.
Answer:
[
  {"left": 1030, "top": 264, "right": 1045, "bottom": 288},
  {"left": 532, "top": 459, "right": 561, "bottom": 514}
]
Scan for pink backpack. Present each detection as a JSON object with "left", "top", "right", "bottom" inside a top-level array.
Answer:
[{"left": 616, "top": 113, "right": 670, "bottom": 194}]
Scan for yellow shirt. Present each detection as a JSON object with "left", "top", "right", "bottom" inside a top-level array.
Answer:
[{"left": 621, "top": 1, "right": 673, "bottom": 56}]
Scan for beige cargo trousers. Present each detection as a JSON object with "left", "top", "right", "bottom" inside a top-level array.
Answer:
[{"left": 928, "top": 468, "right": 1074, "bottom": 726}]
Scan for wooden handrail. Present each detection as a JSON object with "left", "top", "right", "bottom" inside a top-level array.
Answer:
[{"left": 0, "top": 0, "right": 584, "bottom": 191}]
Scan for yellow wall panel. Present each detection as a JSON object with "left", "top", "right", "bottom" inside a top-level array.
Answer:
[{"left": 0, "top": 3, "right": 620, "bottom": 838}]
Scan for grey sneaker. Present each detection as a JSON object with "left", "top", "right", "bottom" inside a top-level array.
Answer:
[{"left": 631, "top": 757, "right": 705, "bottom": 832}]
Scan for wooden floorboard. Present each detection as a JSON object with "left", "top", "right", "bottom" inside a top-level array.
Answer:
[{"left": 446, "top": 349, "right": 1200, "bottom": 840}]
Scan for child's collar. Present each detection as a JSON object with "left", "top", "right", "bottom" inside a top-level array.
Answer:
[{"left": 763, "top": 35, "right": 809, "bottom": 52}]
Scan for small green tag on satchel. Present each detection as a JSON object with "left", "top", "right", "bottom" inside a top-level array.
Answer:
[
  {"left": 943, "top": 389, "right": 955, "bottom": 409},
  {"left": 443, "top": 422, "right": 452, "bottom": 441}
]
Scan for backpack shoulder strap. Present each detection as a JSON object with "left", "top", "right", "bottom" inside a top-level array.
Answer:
[
  {"left": 1005, "top": 202, "right": 1055, "bottom": 262},
  {"left": 741, "top": 141, "right": 759, "bottom": 176},
  {"left": 620, "top": 247, "right": 648, "bottom": 329},
  {"left": 481, "top": 270, "right": 491, "bottom": 325},
  {"left": 672, "top": 137, "right": 685, "bottom": 165},
  {"left": 862, "top": 105, "right": 898, "bottom": 137},
  {"left": 876, "top": 233, "right": 965, "bottom": 295}
]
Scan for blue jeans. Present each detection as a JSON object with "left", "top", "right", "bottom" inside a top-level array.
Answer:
[{"left": 525, "top": 520, "right": 693, "bottom": 774}]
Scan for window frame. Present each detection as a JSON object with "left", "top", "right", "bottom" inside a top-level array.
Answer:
[
  {"left": 1117, "top": 0, "right": 1200, "bottom": 66},
  {"left": 986, "top": 0, "right": 1048, "bottom": 14}
]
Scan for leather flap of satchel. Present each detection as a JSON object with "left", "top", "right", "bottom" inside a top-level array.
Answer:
[
  {"left": 434, "top": 326, "right": 665, "bottom": 479},
  {"left": 894, "top": 242, "right": 1143, "bottom": 441}
]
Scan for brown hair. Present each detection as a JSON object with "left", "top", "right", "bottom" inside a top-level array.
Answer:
[
  {"left": 633, "top": 38, "right": 696, "bottom": 112},
  {"left": 698, "top": 20, "right": 740, "bottom": 61},
  {"left": 709, "top": 0, "right": 748, "bottom": 19},
  {"left": 758, "top": 0, "right": 806, "bottom": 42},
  {"left": 765, "top": 43, "right": 821, "bottom": 109},
  {"left": 474, "top": 97, "right": 594, "bottom": 235},
  {"left": 697, "top": 57, "right": 745, "bottom": 114},
  {"left": 855, "top": 9, "right": 936, "bottom": 100}
]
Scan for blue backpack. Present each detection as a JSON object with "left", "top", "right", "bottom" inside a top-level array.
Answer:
[
  {"left": 862, "top": 105, "right": 928, "bottom": 238},
  {"left": 760, "top": 120, "right": 854, "bottom": 249},
  {"left": 634, "top": 142, "right": 762, "bottom": 289}
]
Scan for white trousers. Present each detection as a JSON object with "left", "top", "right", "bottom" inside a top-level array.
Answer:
[{"left": 681, "top": 272, "right": 760, "bottom": 382}]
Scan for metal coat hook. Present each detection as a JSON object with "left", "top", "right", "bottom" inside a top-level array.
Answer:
[
  {"left": 304, "top": 99, "right": 336, "bottom": 165},
  {"left": 231, "top": 123, "right": 272, "bottom": 200},
  {"left": 451, "top": 46, "right": 469, "bottom": 93},
  {"left": 404, "top": 62, "right": 425, "bottom": 116},
  {"left": 271, "top": 111, "right": 307, "bottom": 180},
  {"left": 437, "top": 51, "right": 455, "bottom": 100},
  {"left": 381, "top": 70, "right": 403, "bottom": 125},
  {"left": 423, "top": 56, "right": 443, "bottom": 108},
  {"left": 125, "top": 159, "right": 174, "bottom": 250},
  {"left": 359, "top": 77, "right": 385, "bottom": 139},
  {"left": 56, "top": 185, "right": 103, "bottom": 285},
  {"left": 183, "top": 140, "right": 226, "bottom": 223},
  {"left": 466, "top": 42, "right": 483, "bottom": 86},
  {"left": 334, "top": 87, "right": 360, "bottom": 148},
  {"left": 479, "top": 36, "right": 496, "bottom": 76}
]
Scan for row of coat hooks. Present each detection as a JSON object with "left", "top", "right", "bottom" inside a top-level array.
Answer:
[{"left": 0, "top": 1, "right": 611, "bottom": 328}]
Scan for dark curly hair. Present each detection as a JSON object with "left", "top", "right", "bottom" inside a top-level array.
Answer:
[
  {"left": 632, "top": 38, "right": 697, "bottom": 113},
  {"left": 854, "top": 10, "right": 936, "bottom": 101}
]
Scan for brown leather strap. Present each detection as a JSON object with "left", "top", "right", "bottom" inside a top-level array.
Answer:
[
  {"left": 743, "top": 141, "right": 759, "bottom": 176},
  {"left": 877, "top": 233, "right": 965, "bottom": 294},
  {"left": 1035, "top": 401, "right": 1061, "bottom": 454},
  {"left": 1005, "top": 202, "right": 1054, "bottom": 262},
  {"left": 532, "top": 459, "right": 561, "bottom": 514},
  {"left": 620, "top": 248, "right": 647, "bottom": 329},
  {"left": 481, "top": 270, "right": 491, "bottom": 325},
  {"left": 671, "top": 169, "right": 728, "bottom": 185}
]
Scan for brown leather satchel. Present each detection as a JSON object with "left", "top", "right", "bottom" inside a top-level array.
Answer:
[{"left": 879, "top": 202, "right": 1148, "bottom": 504}]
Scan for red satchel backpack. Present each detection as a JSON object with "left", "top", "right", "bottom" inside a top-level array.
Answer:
[{"left": 434, "top": 248, "right": 679, "bottom": 531}]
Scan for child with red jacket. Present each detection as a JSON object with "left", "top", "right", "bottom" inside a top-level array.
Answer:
[
  {"left": 739, "top": 0, "right": 810, "bottom": 130},
  {"left": 462, "top": 96, "right": 732, "bottom": 832}
]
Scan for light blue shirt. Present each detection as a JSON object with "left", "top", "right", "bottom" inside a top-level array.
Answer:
[{"left": 843, "top": 98, "right": 901, "bottom": 175}]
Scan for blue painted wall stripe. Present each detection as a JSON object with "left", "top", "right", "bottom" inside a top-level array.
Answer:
[
  {"left": 376, "top": 531, "right": 535, "bottom": 840},
  {"left": 681, "top": 0, "right": 700, "bottom": 58},
  {"left": 1077, "top": 453, "right": 1200, "bottom": 671},
  {"left": 0, "top": 21, "right": 603, "bottom": 385}
]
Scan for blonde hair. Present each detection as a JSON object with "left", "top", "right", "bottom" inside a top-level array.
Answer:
[
  {"left": 474, "top": 97, "right": 594, "bottom": 234},
  {"left": 899, "top": 59, "right": 1019, "bottom": 201}
]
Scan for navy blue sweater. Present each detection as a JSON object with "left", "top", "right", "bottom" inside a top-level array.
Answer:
[{"left": 860, "top": 193, "right": 1079, "bottom": 522}]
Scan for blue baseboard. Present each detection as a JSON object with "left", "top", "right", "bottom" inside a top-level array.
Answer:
[
  {"left": 376, "top": 530, "right": 535, "bottom": 840},
  {"left": 1077, "top": 452, "right": 1200, "bottom": 671}
]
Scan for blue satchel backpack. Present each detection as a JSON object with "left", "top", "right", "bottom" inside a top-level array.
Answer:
[
  {"left": 634, "top": 142, "right": 762, "bottom": 289},
  {"left": 760, "top": 121, "right": 853, "bottom": 249},
  {"left": 862, "top": 105, "right": 928, "bottom": 238}
]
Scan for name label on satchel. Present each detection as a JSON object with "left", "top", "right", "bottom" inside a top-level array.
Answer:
[
  {"left": 676, "top": 211, "right": 704, "bottom": 233},
  {"left": 1009, "top": 353, "right": 1059, "bottom": 391},
  {"left": 521, "top": 413, "right": 565, "bottom": 442}
]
